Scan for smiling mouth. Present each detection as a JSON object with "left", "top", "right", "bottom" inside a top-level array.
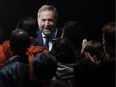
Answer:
[
  {"left": 44, "top": 27, "right": 53, "bottom": 31},
  {"left": 44, "top": 29, "right": 50, "bottom": 31}
]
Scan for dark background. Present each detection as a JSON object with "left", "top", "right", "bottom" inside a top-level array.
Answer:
[{"left": 0, "top": 0, "right": 115, "bottom": 42}]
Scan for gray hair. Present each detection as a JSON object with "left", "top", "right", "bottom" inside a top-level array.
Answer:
[{"left": 37, "top": 5, "right": 58, "bottom": 21}]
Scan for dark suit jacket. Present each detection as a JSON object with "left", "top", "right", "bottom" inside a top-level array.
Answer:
[{"left": 31, "top": 28, "right": 62, "bottom": 47}]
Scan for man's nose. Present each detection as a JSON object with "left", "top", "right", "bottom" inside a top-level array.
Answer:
[{"left": 45, "top": 21, "right": 49, "bottom": 26}]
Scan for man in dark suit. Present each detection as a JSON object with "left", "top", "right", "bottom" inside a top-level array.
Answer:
[{"left": 32, "top": 5, "right": 62, "bottom": 51}]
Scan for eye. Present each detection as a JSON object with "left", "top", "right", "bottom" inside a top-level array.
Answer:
[
  {"left": 48, "top": 19, "right": 54, "bottom": 22},
  {"left": 41, "top": 19, "right": 46, "bottom": 22}
]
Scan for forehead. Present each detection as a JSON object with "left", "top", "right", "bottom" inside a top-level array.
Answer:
[{"left": 39, "top": 10, "right": 55, "bottom": 18}]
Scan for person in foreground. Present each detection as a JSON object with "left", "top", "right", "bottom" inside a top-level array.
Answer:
[
  {"left": 0, "top": 30, "right": 57, "bottom": 87},
  {"left": 0, "top": 17, "right": 48, "bottom": 67}
]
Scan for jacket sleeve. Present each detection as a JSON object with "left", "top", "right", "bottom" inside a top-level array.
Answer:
[{"left": 0, "top": 41, "right": 13, "bottom": 67}]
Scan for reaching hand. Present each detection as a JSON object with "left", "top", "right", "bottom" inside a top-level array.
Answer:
[
  {"left": 84, "top": 52, "right": 100, "bottom": 64},
  {"left": 81, "top": 39, "right": 88, "bottom": 54}
]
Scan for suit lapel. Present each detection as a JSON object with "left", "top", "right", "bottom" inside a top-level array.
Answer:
[{"left": 36, "top": 31, "right": 44, "bottom": 46}]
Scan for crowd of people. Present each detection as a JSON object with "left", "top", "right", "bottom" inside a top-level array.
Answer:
[{"left": 0, "top": 4, "right": 115, "bottom": 87}]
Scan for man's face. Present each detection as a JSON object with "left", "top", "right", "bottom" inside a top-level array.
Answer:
[{"left": 37, "top": 10, "right": 56, "bottom": 36}]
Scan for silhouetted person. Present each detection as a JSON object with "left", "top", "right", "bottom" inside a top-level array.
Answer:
[
  {"left": 0, "top": 30, "right": 57, "bottom": 87},
  {"left": 0, "top": 17, "right": 48, "bottom": 67},
  {"left": 16, "top": 17, "right": 38, "bottom": 43},
  {"left": 96, "top": 22, "right": 115, "bottom": 87},
  {"left": 63, "top": 21, "right": 84, "bottom": 62},
  {"left": 6, "top": 29, "right": 30, "bottom": 64},
  {"left": 0, "top": 29, "right": 30, "bottom": 87},
  {"left": 74, "top": 22, "right": 115, "bottom": 87},
  {"left": 50, "top": 38, "right": 76, "bottom": 87},
  {"left": 29, "top": 53, "right": 57, "bottom": 87},
  {"left": 81, "top": 40, "right": 106, "bottom": 64}
]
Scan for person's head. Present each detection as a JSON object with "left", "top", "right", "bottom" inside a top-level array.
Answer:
[
  {"left": 9, "top": 28, "right": 30, "bottom": 55},
  {"left": 32, "top": 53, "right": 57, "bottom": 81},
  {"left": 17, "top": 17, "right": 38, "bottom": 38},
  {"left": 50, "top": 38, "right": 76, "bottom": 63},
  {"left": 102, "top": 22, "right": 115, "bottom": 58},
  {"left": 37, "top": 5, "right": 58, "bottom": 36},
  {"left": 81, "top": 40, "right": 105, "bottom": 63},
  {"left": 63, "top": 21, "right": 83, "bottom": 49}
]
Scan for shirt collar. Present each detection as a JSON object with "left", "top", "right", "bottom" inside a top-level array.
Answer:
[{"left": 42, "top": 32, "right": 46, "bottom": 38}]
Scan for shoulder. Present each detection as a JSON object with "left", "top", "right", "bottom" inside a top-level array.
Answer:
[
  {"left": 0, "top": 62, "right": 28, "bottom": 82},
  {"left": 27, "top": 45, "right": 48, "bottom": 54},
  {"left": 55, "top": 28, "right": 62, "bottom": 37},
  {"left": 0, "top": 62, "right": 29, "bottom": 87},
  {"left": 0, "top": 62, "right": 28, "bottom": 75},
  {"left": 56, "top": 28, "right": 62, "bottom": 33}
]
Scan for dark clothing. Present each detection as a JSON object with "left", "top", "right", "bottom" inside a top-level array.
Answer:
[
  {"left": 29, "top": 80, "right": 43, "bottom": 87},
  {"left": 74, "top": 59, "right": 97, "bottom": 87},
  {"left": 96, "top": 59, "right": 115, "bottom": 87},
  {"left": 5, "top": 55, "right": 29, "bottom": 64},
  {"left": 75, "top": 49, "right": 81, "bottom": 63},
  {"left": 52, "top": 62, "right": 76, "bottom": 87},
  {"left": 0, "top": 62, "right": 29, "bottom": 87},
  {"left": 31, "top": 28, "right": 62, "bottom": 47},
  {"left": 0, "top": 55, "right": 29, "bottom": 87}
]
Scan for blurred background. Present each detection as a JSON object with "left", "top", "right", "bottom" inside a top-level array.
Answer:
[{"left": 0, "top": 0, "right": 115, "bottom": 43}]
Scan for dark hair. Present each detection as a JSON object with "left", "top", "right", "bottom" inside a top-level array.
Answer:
[
  {"left": 32, "top": 53, "right": 57, "bottom": 80},
  {"left": 17, "top": 17, "right": 38, "bottom": 38},
  {"left": 50, "top": 38, "right": 76, "bottom": 63},
  {"left": 81, "top": 40, "right": 105, "bottom": 62},
  {"left": 103, "top": 22, "right": 115, "bottom": 48},
  {"left": 9, "top": 29, "right": 30, "bottom": 55},
  {"left": 63, "top": 21, "right": 83, "bottom": 49}
]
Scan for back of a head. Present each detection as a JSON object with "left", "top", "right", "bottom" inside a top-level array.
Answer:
[
  {"left": 9, "top": 28, "right": 30, "bottom": 54},
  {"left": 102, "top": 22, "right": 115, "bottom": 57},
  {"left": 103, "top": 22, "right": 115, "bottom": 48},
  {"left": 32, "top": 53, "right": 57, "bottom": 80},
  {"left": 82, "top": 40, "right": 105, "bottom": 62},
  {"left": 50, "top": 38, "right": 76, "bottom": 63},
  {"left": 63, "top": 21, "right": 83, "bottom": 49},
  {"left": 17, "top": 17, "right": 38, "bottom": 38}
]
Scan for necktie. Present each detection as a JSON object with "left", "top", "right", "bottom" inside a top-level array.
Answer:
[{"left": 45, "top": 37, "right": 50, "bottom": 49}]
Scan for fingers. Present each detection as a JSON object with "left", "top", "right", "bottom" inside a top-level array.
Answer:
[
  {"left": 84, "top": 52, "right": 99, "bottom": 64},
  {"left": 81, "top": 39, "right": 88, "bottom": 54},
  {"left": 82, "top": 39, "right": 87, "bottom": 47}
]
